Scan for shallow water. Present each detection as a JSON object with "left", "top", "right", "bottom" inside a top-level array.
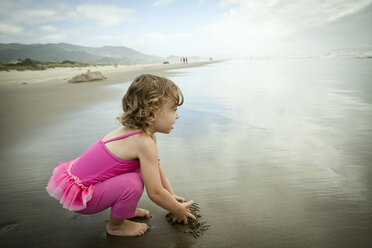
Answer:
[{"left": 1, "top": 59, "right": 372, "bottom": 247}]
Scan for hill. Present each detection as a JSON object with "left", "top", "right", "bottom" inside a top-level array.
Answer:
[{"left": 0, "top": 43, "right": 164, "bottom": 64}]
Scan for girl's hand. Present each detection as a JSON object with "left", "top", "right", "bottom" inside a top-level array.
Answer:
[
  {"left": 172, "top": 200, "right": 197, "bottom": 224},
  {"left": 173, "top": 194, "right": 185, "bottom": 203}
]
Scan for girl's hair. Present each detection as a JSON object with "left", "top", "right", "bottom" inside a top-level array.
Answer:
[{"left": 118, "top": 74, "right": 184, "bottom": 133}]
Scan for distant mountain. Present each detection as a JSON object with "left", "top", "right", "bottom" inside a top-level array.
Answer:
[{"left": 0, "top": 43, "right": 164, "bottom": 64}]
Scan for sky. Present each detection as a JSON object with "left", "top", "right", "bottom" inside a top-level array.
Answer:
[{"left": 0, "top": 0, "right": 371, "bottom": 57}]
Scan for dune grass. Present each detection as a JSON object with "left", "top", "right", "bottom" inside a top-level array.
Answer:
[{"left": 0, "top": 58, "right": 113, "bottom": 71}]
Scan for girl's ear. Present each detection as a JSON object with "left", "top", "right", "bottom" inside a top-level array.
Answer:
[
  {"left": 148, "top": 116, "right": 155, "bottom": 122},
  {"left": 146, "top": 107, "right": 156, "bottom": 122}
]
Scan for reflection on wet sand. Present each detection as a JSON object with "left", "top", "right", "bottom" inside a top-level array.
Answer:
[{"left": 1, "top": 59, "right": 372, "bottom": 247}]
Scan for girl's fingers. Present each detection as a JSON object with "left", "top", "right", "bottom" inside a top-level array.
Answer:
[
  {"left": 185, "top": 200, "right": 194, "bottom": 208},
  {"left": 174, "top": 195, "right": 186, "bottom": 203},
  {"left": 188, "top": 212, "right": 197, "bottom": 220}
]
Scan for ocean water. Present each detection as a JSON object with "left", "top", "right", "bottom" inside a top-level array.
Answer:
[
  {"left": 162, "top": 59, "right": 372, "bottom": 247},
  {"left": 0, "top": 58, "right": 371, "bottom": 247}
]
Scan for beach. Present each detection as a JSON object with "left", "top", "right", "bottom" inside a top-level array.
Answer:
[
  {"left": 0, "top": 61, "right": 218, "bottom": 87},
  {"left": 0, "top": 60, "right": 221, "bottom": 248},
  {"left": 1, "top": 58, "right": 372, "bottom": 248},
  {"left": 0, "top": 60, "right": 219, "bottom": 143}
]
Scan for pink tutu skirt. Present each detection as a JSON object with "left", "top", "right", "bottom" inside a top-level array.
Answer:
[{"left": 46, "top": 158, "right": 95, "bottom": 211}]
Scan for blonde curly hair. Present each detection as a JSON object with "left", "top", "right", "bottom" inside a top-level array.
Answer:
[{"left": 117, "top": 74, "right": 184, "bottom": 133}]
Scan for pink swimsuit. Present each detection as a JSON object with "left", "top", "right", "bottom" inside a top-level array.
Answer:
[{"left": 46, "top": 131, "right": 145, "bottom": 219}]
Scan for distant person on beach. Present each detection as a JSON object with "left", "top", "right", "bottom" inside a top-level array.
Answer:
[{"left": 46, "top": 74, "right": 196, "bottom": 236}]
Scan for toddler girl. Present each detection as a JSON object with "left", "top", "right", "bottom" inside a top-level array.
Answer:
[{"left": 46, "top": 74, "right": 196, "bottom": 236}]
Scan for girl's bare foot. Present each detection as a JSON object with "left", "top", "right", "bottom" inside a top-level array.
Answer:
[
  {"left": 136, "top": 208, "right": 151, "bottom": 219},
  {"left": 106, "top": 219, "right": 148, "bottom": 236}
]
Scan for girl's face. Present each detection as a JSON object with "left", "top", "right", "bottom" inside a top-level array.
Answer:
[{"left": 152, "top": 99, "right": 179, "bottom": 134}]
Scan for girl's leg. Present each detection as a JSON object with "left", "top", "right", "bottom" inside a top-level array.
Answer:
[{"left": 76, "top": 172, "right": 149, "bottom": 236}]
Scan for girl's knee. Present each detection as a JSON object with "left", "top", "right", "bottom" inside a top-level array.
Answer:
[
  {"left": 120, "top": 173, "right": 144, "bottom": 199},
  {"left": 130, "top": 185, "right": 143, "bottom": 201},
  {"left": 130, "top": 177, "right": 144, "bottom": 198}
]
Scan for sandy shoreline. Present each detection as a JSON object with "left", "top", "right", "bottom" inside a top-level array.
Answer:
[
  {"left": 0, "top": 60, "right": 221, "bottom": 87},
  {"left": 0, "top": 59, "right": 222, "bottom": 247},
  {"left": 1, "top": 58, "right": 372, "bottom": 248},
  {"left": 0, "top": 59, "right": 222, "bottom": 146}
]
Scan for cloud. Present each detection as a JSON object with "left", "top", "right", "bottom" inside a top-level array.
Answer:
[
  {"left": 0, "top": 23, "right": 23, "bottom": 35},
  {"left": 0, "top": 1, "right": 137, "bottom": 44},
  {"left": 17, "top": 9, "right": 63, "bottom": 24},
  {"left": 73, "top": 4, "right": 136, "bottom": 27},
  {"left": 214, "top": 0, "right": 372, "bottom": 34},
  {"left": 38, "top": 25, "right": 59, "bottom": 33},
  {"left": 0, "top": 0, "right": 370, "bottom": 56},
  {"left": 42, "top": 33, "right": 68, "bottom": 42},
  {"left": 0, "top": 2, "right": 135, "bottom": 28},
  {"left": 0, "top": 1, "right": 69, "bottom": 25},
  {"left": 134, "top": 32, "right": 201, "bottom": 56},
  {"left": 140, "top": 32, "right": 194, "bottom": 44},
  {"left": 152, "top": 0, "right": 174, "bottom": 7},
  {"left": 198, "top": 0, "right": 372, "bottom": 55},
  {"left": 105, "top": 32, "right": 195, "bottom": 45},
  {"left": 219, "top": 0, "right": 242, "bottom": 7}
]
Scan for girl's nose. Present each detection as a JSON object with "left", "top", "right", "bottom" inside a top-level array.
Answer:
[{"left": 176, "top": 112, "right": 180, "bottom": 119}]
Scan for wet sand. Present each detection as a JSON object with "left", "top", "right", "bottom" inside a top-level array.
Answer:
[
  {"left": 166, "top": 203, "right": 210, "bottom": 238},
  {"left": 1, "top": 58, "right": 372, "bottom": 248},
  {"left": 0, "top": 60, "right": 219, "bottom": 142},
  {"left": 0, "top": 60, "right": 218, "bottom": 248}
]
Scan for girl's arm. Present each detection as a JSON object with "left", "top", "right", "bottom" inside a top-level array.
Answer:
[
  {"left": 158, "top": 164, "right": 174, "bottom": 195},
  {"left": 138, "top": 136, "right": 195, "bottom": 223},
  {"left": 151, "top": 134, "right": 185, "bottom": 202},
  {"left": 159, "top": 164, "right": 185, "bottom": 202}
]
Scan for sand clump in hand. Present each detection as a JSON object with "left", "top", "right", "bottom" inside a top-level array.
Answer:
[{"left": 166, "top": 203, "right": 210, "bottom": 238}]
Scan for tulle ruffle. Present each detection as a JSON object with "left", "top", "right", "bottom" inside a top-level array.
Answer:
[{"left": 46, "top": 158, "right": 94, "bottom": 211}]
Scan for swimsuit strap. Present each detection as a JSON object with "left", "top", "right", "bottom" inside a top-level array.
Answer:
[{"left": 103, "top": 131, "right": 144, "bottom": 144}]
